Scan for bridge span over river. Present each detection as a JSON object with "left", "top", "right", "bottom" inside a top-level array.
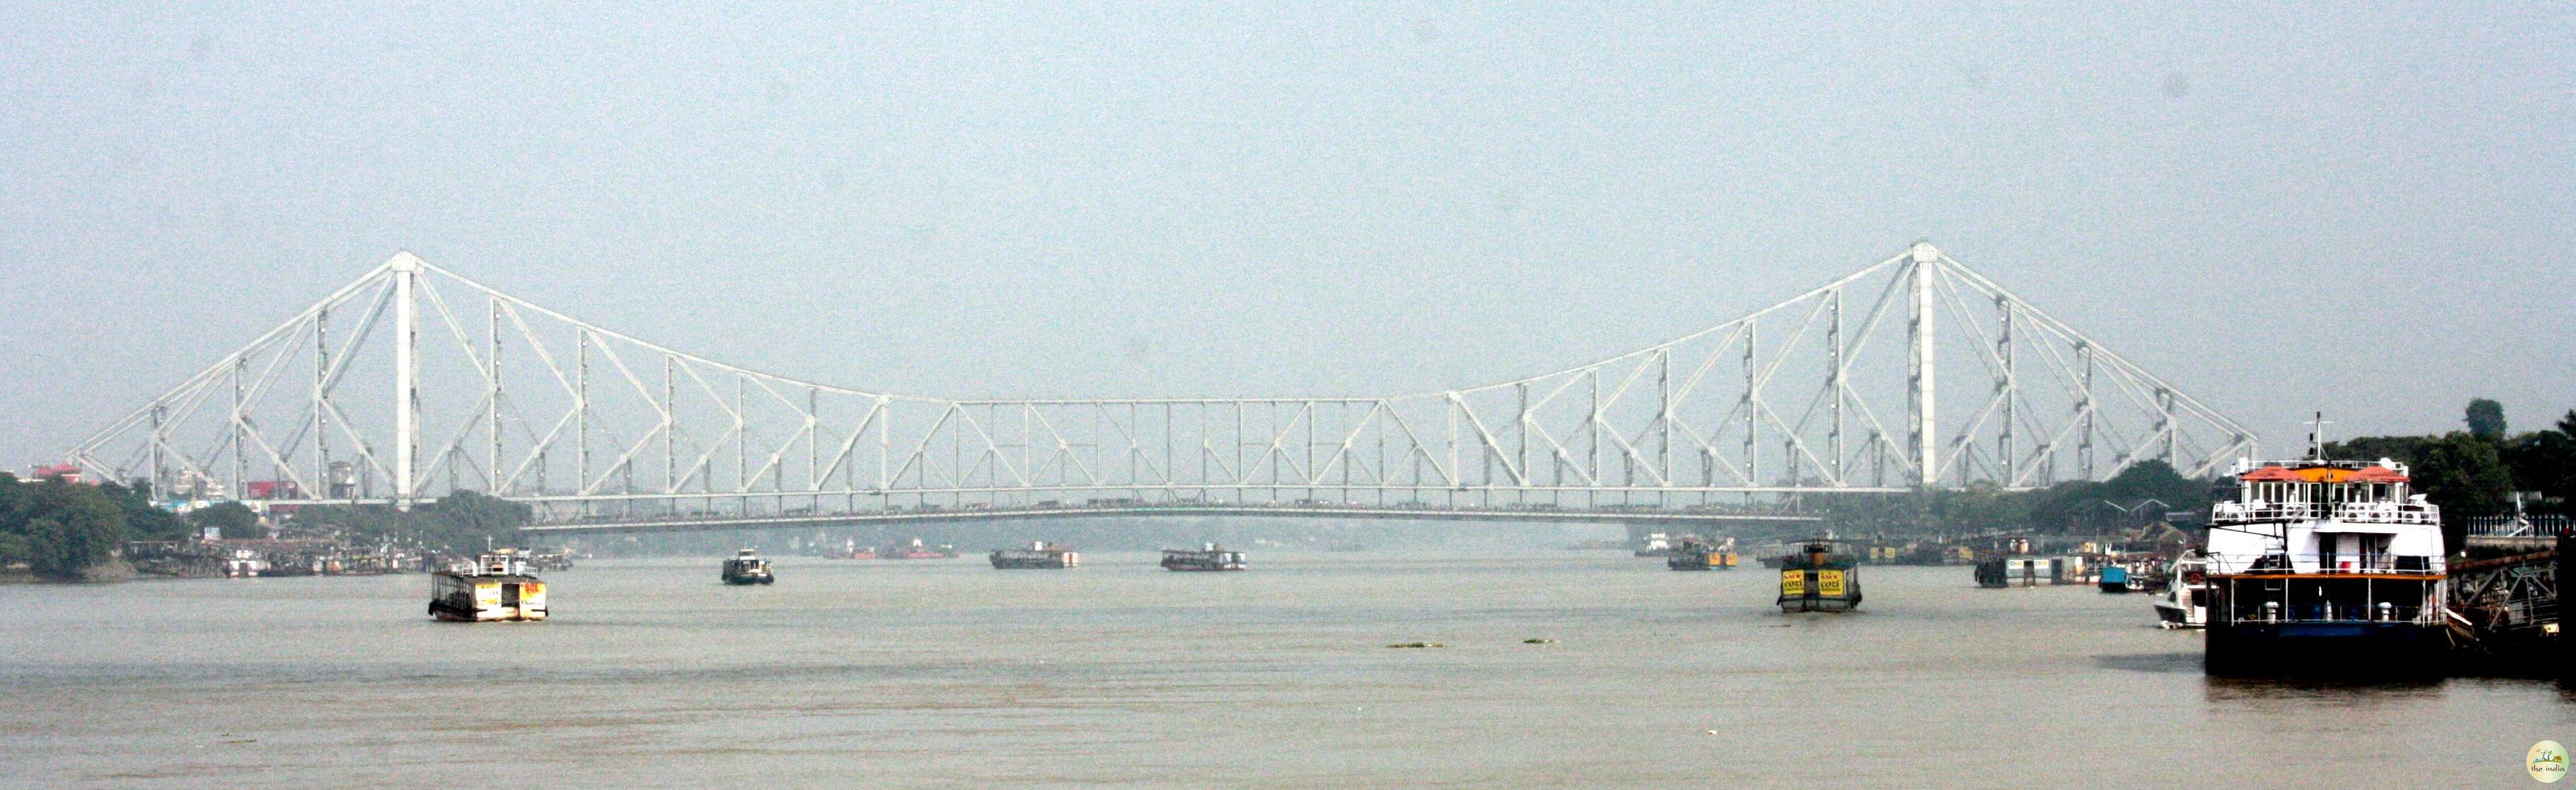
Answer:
[{"left": 66, "top": 242, "right": 2251, "bottom": 535}]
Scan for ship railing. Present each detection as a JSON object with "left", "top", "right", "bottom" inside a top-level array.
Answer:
[
  {"left": 2330, "top": 503, "right": 2440, "bottom": 526},
  {"left": 2219, "top": 599, "right": 2436, "bottom": 626},
  {"left": 2205, "top": 552, "right": 2443, "bottom": 577},
  {"left": 2212, "top": 501, "right": 2441, "bottom": 526},
  {"left": 2211, "top": 502, "right": 2326, "bottom": 523}
]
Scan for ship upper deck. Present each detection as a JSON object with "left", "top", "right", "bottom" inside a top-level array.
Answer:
[{"left": 2210, "top": 458, "right": 2438, "bottom": 527}]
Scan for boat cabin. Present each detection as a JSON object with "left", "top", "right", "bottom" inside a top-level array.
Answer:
[
  {"left": 2208, "top": 459, "right": 2444, "bottom": 577},
  {"left": 429, "top": 552, "right": 547, "bottom": 622}
]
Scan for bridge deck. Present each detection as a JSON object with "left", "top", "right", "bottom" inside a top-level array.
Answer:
[{"left": 519, "top": 504, "right": 1823, "bottom": 535}]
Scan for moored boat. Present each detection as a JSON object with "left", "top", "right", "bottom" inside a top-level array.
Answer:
[
  {"left": 2202, "top": 432, "right": 2450, "bottom": 678},
  {"left": 721, "top": 548, "right": 775, "bottom": 585},
  {"left": 2154, "top": 552, "right": 2212, "bottom": 629},
  {"left": 1776, "top": 536, "right": 1862, "bottom": 612},
  {"left": 1161, "top": 543, "right": 1246, "bottom": 571},
  {"left": 990, "top": 541, "right": 1079, "bottom": 569},
  {"left": 2098, "top": 562, "right": 2135, "bottom": 593},
  {"left": 429, "top": 551, "right": 547, "bottom": 622}
]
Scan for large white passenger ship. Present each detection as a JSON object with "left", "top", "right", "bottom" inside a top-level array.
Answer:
[{"left": 2203, "top": 438, "right": 2447, "bottom": 677}]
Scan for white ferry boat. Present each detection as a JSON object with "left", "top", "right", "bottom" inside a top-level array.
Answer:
[
  {"left": 2203, "top": 440, "right": 2448, "bottom": 677},
  {"left": 429, "top": 551, "right": 548, "bottom": 622}
]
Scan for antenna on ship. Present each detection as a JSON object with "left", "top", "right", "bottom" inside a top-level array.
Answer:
[{"left": 2303, "top": 412, "right": 2332, "bottom": 461}]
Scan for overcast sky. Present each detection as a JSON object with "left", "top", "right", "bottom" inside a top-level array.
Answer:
[{"left": 4, "top": 3, "right": 2571, "bottom": 471}]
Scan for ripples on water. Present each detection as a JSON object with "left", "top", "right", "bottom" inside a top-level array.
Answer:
[{"left": 3, "top": 553, "right": 2568, "bottom": 787}]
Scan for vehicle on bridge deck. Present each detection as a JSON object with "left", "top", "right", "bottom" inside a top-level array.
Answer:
[
  {"left": 722, "top": 548, "right": 775, "bottom": 585},
  {"left": 990, "top": 541, "right": 1079, "bottom": 570},
  {"left": 1666, "top": 538, "right": 1737, "bottom": 571},
  {"left": 429, "top": 551, "right": 547, "bottom": 622},
  {"left": 2203, "top": 448, "right": 2449, "bottom": 679},
  {"left": 1162, "top": 543, "right": 1246, "bottom": 572},
  {"left": 1776, "top": 537, "right": 1862, "bottom": 613}
]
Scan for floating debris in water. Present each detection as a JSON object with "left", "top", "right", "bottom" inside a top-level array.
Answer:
[
  {"left": 1522, "top": 638, "right": 1556, "bottom": 644},
  {"left": 1385, "top": 642, "right": 1445, "bottom": 648}
]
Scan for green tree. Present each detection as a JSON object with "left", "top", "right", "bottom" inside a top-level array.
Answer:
[
  {"left": 2025, "top": 480, "right": 2110, "bottom": 534},
  {"left": 2466, "top": 398, "right": 2508, "bottom": 442},
  {"left": 23, "top": 482, "right": 126, "bottom": 580},
  {"left": 189, "top": 501, "right": 262, "bottom": 540},
  {"left": 99, "top": 480, "right": 189, "bottom": 542},
  {"left": 2326, "top": 436, "right": 2429, "bottom": 468},
  {"left": 2411, "top": 431, "right": 2514, "bottom": 552},
  {"left": 1930, "top": 483, "right": 2029, "bottom": 533},
  {"left": 2101, "top": 460, "right": 2211, "bottom": 513}
]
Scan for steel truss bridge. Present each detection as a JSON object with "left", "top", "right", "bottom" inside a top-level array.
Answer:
[{"left": 67, "top": 242, "right": 2254, "bottom": 534}]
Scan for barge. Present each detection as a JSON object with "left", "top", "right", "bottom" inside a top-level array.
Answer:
[
  {"left": 990, "top": 541, "right": 1079, "bottom": 569},
  {"left": 1776, "top": 537, "right": 1862, "bottom": 613},
  {"left": 1666, "top": 538, "right": 1739, "bottom": 571},
  {"left": 722, "top": 548, "right": 775, "bottom": 585},
  {"left": 2203, "top": 438, "right": 2449, "bottom": 678},
  {"left": 886, "top": 538, "right": 957, "bottom": 560},
  {"left": 429, "top": 551, "right": 547, "bottom": 622},
  {"left": 1162, "top": 543, "right": 1247, "bottom": 571}
]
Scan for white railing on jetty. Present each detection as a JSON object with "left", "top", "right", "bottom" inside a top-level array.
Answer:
[{"left": 2467, "top": 515, "right": 2571, "bottom": 538}]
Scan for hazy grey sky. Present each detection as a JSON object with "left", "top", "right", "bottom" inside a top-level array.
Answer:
[{"left": 5, "top": 3, "right": 2571, "bottom": 469}]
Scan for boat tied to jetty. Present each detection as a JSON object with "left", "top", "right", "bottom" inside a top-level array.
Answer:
[
  {"left": 1776, "top": 536, "right": 1862, "bottom": 612},
  {"left": 428, "top": 550, "right": 548, "bottom": 622},
  {"left": 990, "top": 541, "right": 1080, "bottom": 569},
  {"left": 1162, "top": 543, "right": 1247, "bottom": 571},
  {"left": 2202, "top": 430, "right": 2449, "bottom": 677},
  {"left": 721, "top": 548, "right": 775, "bottom": 585},
  {"left": 2154, "top": 552, "right": 2214, "bottom": 630}
]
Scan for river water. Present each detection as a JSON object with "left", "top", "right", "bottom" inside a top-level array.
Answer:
[{"left": 3, "top": 551, "right": 2567, "bottom": 787}]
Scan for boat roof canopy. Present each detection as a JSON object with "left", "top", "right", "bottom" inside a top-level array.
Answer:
[{"left": 2237, "top": 464, "right": 2409, "bottom": 484}]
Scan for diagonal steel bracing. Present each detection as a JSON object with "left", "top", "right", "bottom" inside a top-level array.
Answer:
[{"left": 65, "top": 243, "right": 2258, "bottom": 522}]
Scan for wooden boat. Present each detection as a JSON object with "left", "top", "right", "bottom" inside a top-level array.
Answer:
[
  {"left": 1776, "top": 537, "right": 1862, "bottom": 613},
  {"left": 721, "top": 548, "right": 775, "bottom": 585}
]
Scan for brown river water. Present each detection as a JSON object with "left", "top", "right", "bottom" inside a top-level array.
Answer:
[{"left": 3, "top": 552, "right": 2568, "bottom": 787}]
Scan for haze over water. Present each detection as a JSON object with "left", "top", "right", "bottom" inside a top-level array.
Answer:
[{"left": 4, "top": 552, "right": 2561, "bottom": 787}]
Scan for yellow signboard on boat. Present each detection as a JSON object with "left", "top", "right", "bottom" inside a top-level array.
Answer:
[
  {"left": 1780, "top": 569, "right": 1807, "bottom": 596},
  {"left": 1818, "top": 570, "right": 1846, "bottom": 597}
]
